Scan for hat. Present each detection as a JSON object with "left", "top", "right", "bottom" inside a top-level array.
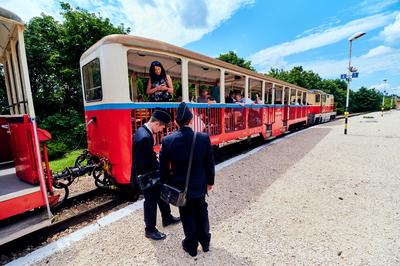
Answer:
[
  {"left": 175, "top": 102, "right": 193, "bottom": 126},
  {"left": 152, "top": 108, "right": 171, "bottom": 124}
]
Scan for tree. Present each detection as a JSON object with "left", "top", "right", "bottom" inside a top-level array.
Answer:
[
  {"left": 0, "top": 65, "right": 8, "bottom": 114},
  {"left": 217, "top": 51, "right": 256, "bottom": 71},
  {"left": 24, "top": 2, "right": 129, "bottom": 118},
  {"left": 267, "top": 66, "right": 321, "bottom": 90},
  {"left": 351, "top": 87, "right": 382, "bottom": 112}
]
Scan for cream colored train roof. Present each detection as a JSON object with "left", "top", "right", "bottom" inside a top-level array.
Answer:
[
  {"left": 81, "top": 34, "right": 308, "bottom": 92},
  {"left": 0, "top": 7, "right": 24, "bottom": 59}
]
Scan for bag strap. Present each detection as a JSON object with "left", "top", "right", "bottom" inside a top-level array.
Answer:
[{"left": 183, "top": 131, "right": 197, "bottom": 196}]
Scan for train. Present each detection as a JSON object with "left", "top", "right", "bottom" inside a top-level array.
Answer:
[{"left": 0, "top": 7, "right": 335, "bottom": 245}]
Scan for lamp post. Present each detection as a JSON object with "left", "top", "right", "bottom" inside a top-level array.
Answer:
[
  {"left": 382, "top": 79, "right": 387, "bottom": 117},
  {"left": 344, "top": 32, "right": 365, "bottom": 135}
]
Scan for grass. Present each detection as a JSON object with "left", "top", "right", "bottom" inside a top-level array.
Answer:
[{"left": 49, "top": 149, "right": 85, "bottom": 173}]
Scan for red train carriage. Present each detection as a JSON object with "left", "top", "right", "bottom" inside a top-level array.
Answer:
[
  {"left": 0, "top": 7, "right": 57, "bottom": 244},
  {"left": 79, "top": 35, "right": 334, "bottom": 188}
]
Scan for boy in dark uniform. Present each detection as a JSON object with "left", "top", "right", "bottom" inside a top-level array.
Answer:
[
  {"left": 132, "top": 109, "right": 180, "bottom": 240},
  {"left": 159, "top": 102, "right": 215, "bottom": 256}
]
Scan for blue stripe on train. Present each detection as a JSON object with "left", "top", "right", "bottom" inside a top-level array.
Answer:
[{"left": 84, "top": 102, "right": 287, "bottom": 111}]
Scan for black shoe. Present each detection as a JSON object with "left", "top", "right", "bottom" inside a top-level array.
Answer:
[
  {"left": 145, "top": 230, "right": 166, "bottom": 240},
  {"left": 162, "top": 216, "right": 181, "bottom": 227},
  {"left": 202, "top": 245, "right": 209, "bottom": 252},
  {"left": 182, "top": 240, "right": 197, "bottom": 257}
]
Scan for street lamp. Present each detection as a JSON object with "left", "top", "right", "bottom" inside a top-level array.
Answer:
[
  {"left": 344, "top": 32, "right": 366, "bottom": 135},
  {"left": 382, "top": 79, "right": 387, "bottom": 117}
]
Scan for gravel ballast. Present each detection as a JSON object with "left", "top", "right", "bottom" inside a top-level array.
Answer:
[{"left": 18, "top": 111, "right": 400, "bottom": 265}]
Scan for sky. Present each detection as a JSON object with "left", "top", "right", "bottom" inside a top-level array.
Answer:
[{"left": 1, "top": 0, "right": 400, "bottom": 95}]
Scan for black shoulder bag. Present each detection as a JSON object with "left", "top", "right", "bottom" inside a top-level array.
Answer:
[{"left": 160, "top": 132, "right": 197, "bottom": 207}]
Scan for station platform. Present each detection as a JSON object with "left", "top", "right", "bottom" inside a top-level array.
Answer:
[{"left": 10, "top": 111, "right": 400, "bottom": 265}]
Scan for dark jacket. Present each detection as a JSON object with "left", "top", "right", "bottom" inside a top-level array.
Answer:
[
  {"left": 160, "top": 127, "right": 215, "bottom": 199},
  {"left": 132, "top": 126, "right": 159, "bottom": 177}
]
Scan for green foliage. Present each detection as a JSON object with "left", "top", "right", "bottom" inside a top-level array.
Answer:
[
  {"left": 268, "top": 66, "right": 321, "bottom": 90},
  {"left": 49, "top": 149, "right": 84, "bottom": 172},
  {"left": 24, "top": 2, "right": 129, "bottom": 118},
  {"left": 0, "top": 65, "right": 8, "bottom": 114},
  {"left": 46, "top": 141, "right": 69, "bottom": 161},
  {"left": 217, "top": 51, "right": 256, "bottom": 71},
  {"left": 39, "top": 109, "right": 86, "bottom": 159},
  {"left": 351, "top": 87, "right": 382, "bottom": 112}
]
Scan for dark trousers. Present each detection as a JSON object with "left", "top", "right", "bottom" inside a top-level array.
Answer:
[
  {"left": 143, "top": 185, "right": 172, "bottom": 232},
  {"left": 179, "top": 196, "right": 211, "bottom": 251}
]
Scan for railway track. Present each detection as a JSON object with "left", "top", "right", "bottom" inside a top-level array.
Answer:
[{"left": 0, "top": 112, "right": 367, "bottom": 263}]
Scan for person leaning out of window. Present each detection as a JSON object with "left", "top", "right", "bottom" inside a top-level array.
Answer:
[{"left": 147, "top": 61, "right": 174, "bottom": 102}]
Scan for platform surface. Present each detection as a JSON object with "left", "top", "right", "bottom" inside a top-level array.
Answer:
[{"left": 12, "top": 111, "right": 400, "bottom": 265}]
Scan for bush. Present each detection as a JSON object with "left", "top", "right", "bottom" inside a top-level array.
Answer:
[
  {"left": 39, "top": 109, "right": 86, "bottom": 159},
  {"left": 46, "top": 141, "right": 68, "bottom": 160}
]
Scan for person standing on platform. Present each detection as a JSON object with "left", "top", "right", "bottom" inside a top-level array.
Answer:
[
  {"left": 132, "top": 109, "right": 180, "bottom": 240},
  {"left": 159, "top": 102, "right": 215, "bottom": 256}
]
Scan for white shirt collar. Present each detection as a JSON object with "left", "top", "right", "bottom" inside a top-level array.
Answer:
[{"left": 144, "top": 123, "right": 153, "bottom": 134}]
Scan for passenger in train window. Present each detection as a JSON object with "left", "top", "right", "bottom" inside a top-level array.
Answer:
[
  {"left": 254, "top": 93, "right": 262, "bottom": 104},
  {"left": 225, "top": 91, "right": 235, "bottom": 103},
  {"left": 146, "top": 61, "right": 174, "bottom": 102},
  {"left": 197, "top": 88, "right": 210, "bottom": 103},
  {"left": 210, "top": 79, "right": 220, "bottom": 103},
  {"left": 235, "top": 92, "right": 254, "bottom": 106}
]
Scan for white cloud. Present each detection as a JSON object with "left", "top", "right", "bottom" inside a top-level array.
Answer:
[
  {"left": 361, "top": 45, "right": 395, "bottom": 58},
  {"left": 249, "top": 12, "right": 397, "bottom": 72},
  {"left": 0, "top": 0, "right": 254, "bottom": 46},
  {"left": 0, "top": 0, "right": 60, "bottom": 22},
  {"left": 357, "top": 0, "right": 399, "bottom": 15},
  {"left": 287, "top": 46, "right": 400, "bottom": 81},
  {"left": 118, "top": 0, "right": 254, "bottom": 46},
  {"left": 379, "top": 12, "right": 400, "bottom": 43}
]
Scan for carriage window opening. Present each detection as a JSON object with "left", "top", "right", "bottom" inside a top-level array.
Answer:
[
  {"left": 8, "top": 54, "right": 20, "bottom": 113},
  {"left": 297, "top": 91, "right": 302, "bottom": 105},
  {"left": 315, "top": 94, "right": 321, "bottom": 103},
  {"left": 127, "top": 50, "right": 182, "bottom": 102},
  {"left": 302, "top": 92, "right": 307, "bottom": 105},
  {"left": 1, "top": 64, "right": 11, "bottom": 114},
  {"left": 83, "top": 58, "right": 102, "bottom": 102},
  {"left": 249, "top": 78, "right": 262, "bottom": 104},
  {"left": 290, "top": 89, "right": 296, "bottom": 104},
  {"left": 274, "top": 86, "right": 283, "bottom": 104},
  {"left": 224, "top": 71, "right": 245, "bottom": 103},
  {"left": 15, "top": 41, "right": 27, "bottom": 113},
  {"left": 188, "top": 62, "right": 220, "bottom": 103},
  {"left": 283, "top": 87, "right": 290, "bottom": 105},
  {"left": 265, "top": 82, "right": 273, "bottom": 104}
]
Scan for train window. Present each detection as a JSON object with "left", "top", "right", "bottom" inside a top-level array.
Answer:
[
  {"left": 15, "top": 41, "right": 27, "bottom": 113},
  {"left": 265, "top": 82, "right": 273, "bottom": 104},
  {"left": 290, "top": 89, "right": 296, "bottom": 104},
  {"left": 127, "top": 50, "right": 182, "bottom": 102},
  {"left": 283, "top": 87, "right": 290, "bottom": 105},
  {"left": 188, "top": 62, "right": 220, "bottom": 103},
  {"left": 315, "top": 94, "right": 321, "bottom": 103},
  {"left": 224, "top": 71, "right": 245, "bottom": 103},
  {"left": 82, "top": 58, "right": 102, "bottom": 102},
  {"left": 274, "top": 86, "right": 283, "bottom": 104},
  {"left": 249, "top": 78, "right": 262, "bottom": 104},
  {"left": 302, "top": 92, "right": 307, "bottom": 105}
]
